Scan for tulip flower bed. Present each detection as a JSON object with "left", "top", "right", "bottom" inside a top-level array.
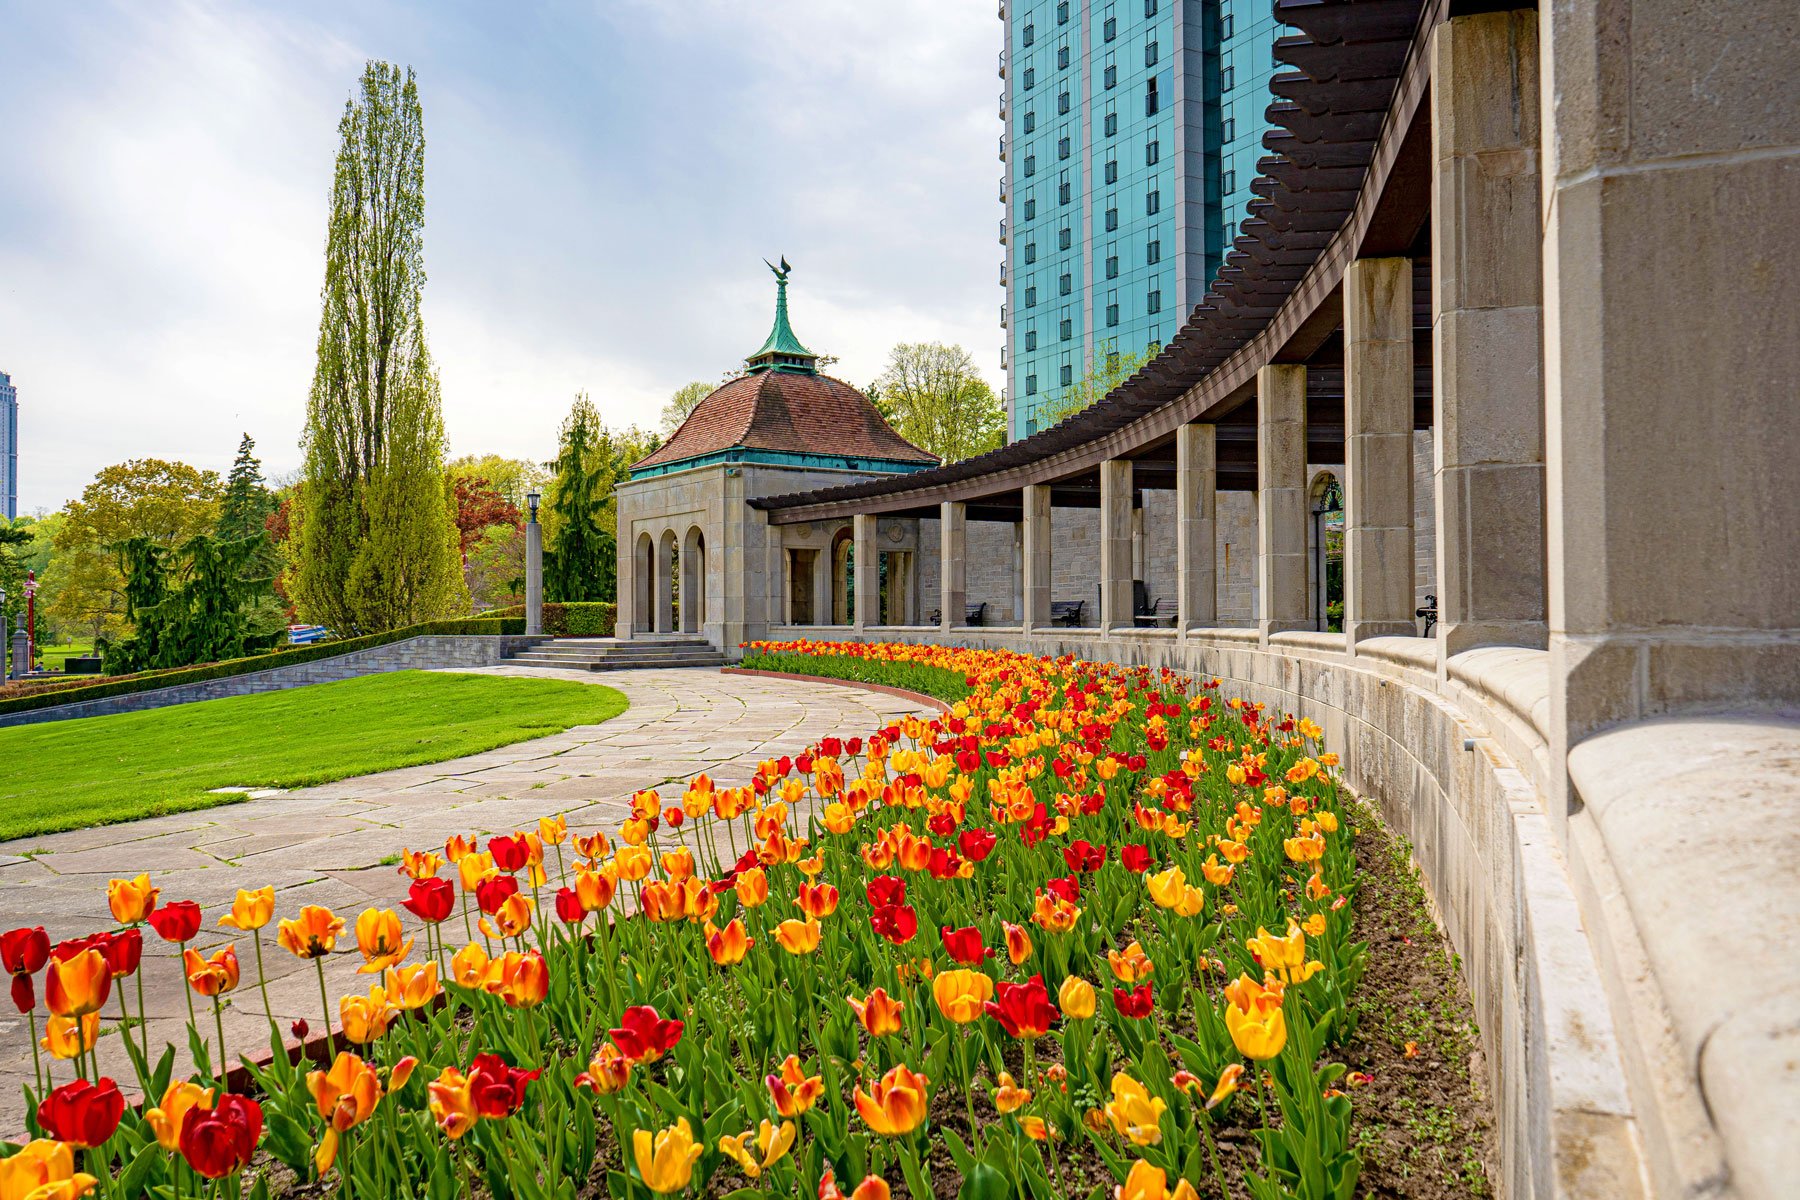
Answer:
[{"left": 0, "top": 639, "right": 1491, "bottom": 1200}]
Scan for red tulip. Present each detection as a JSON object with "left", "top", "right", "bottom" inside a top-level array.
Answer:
[
  {"left": 290, "top": 1019, "right": 309, "bottom": 1041},
  {"left": 1044, "top": 875, "right": 1081, "bottom": 904},
  {"left": 554, "top": 887, "right": 586, "bottom": 925},
  {"left": 1119, "top": 845, "right": 1153, "bottom": 873},
  {"left": 866, "top": 876, "right": 906, "bottom": 908},
  {"left": 489, "top": 835, "right": 529, "bottom": 873},
  {"left": 476, "top": 875, "right": 519, "bottom": 916},
  {"left": 99, "top": 929, "right": 142, "bottom": 979},
  {"left": 1112, "top": 983, "right": 1155, "bottom": 1019},
  {"left": 403, "top": 877, "right": 456, "bottom": 924},
  {"left": 1063, "top": 840, "right": 1106, "bottom": 873},
  {"left": 148, "top": 901, "right": 202, "bottom": 944},
  {"left": 984, "top": 974, "right": 1059, "bottom": 1039},
  {"left": 940, "top": 926, "right": 993, "bottom": 965},
  {"left": 37, "top": 1077, "right": 124, "bottom": 1148},
  {"left": 1, "top": 926, "right": 49, "bottom": 1014},
  {"left": 180, "top": 1093, "right": 262, "bottom": 1178},
  {"left": 609, "top": 1005, "right": 684, "bottom": 1064},
  {"left": 870, "top": 903, "right": 917, "bottom": 945},
  {"left": 468, "top": 1053, "right": 539, "bottom": 1118},
  {"left": 926, "top": 847, "right": 963, "bottom": 880},
  {"left": 957, "top": 828, "right": 997, "bottom": 862}
]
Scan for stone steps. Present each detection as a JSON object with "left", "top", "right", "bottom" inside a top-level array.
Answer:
[{"left": 501, "top": 637, "right": 725, "bottom": 672}]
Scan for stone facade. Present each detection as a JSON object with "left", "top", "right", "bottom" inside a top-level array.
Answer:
[{"left": 0, "top": 636, "right": 541, "bottom": 729}]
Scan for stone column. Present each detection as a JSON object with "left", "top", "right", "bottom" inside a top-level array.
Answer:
[
  {"left": 1543, "top": 2, "right": 1800, "bottom": 753},
  {"left": 653, "top": 536, "right": 674, "bottom": 633},
  {"left": 524, "top": 512, "right": 544, "bottom": 636},
  {"left": 1099, "top": 459, "right": 1135, "bottom": 630},
  {"left": 1257, "top": 364, "right": 1310, "bottom": 640},
  {"left": 940, "top": 501, "right": 966, "bottom": 631},
  {"left": 1432, "top": 9, "right": 1547, "bottom": 661},
  {"left": 1344, "top": 256, "right": 1417, "bottom": 648},
  {"left": 1021, "top": 484, "right": 1053, "bottom": 631},
  {"left": 1177, "top": 423, "right": 1217, "bottom": 630},
  {"left": 811, "top": 542, "right": 833, "bottom": 627},
  {"left": 852, "top": 515, "right": 879, "bottom": 631}
]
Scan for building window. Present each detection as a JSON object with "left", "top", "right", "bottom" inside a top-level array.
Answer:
[
  {"left": 1058, "top": 90, "right": 1071, "bottom": 114},
  {"left": 1220, "top": 12, "right": 1234, "bottom": 39},
  {"left": 1146, "top": 239, "right": 1162, "bottom": 264},
  {"left": 1058, "top": 317, "right": 1071, "bottom": 341},
  {"left": 1023, "top": 67, "right": 1036, "bottom": 90},
  {"left": 1145, "top": 41, "right": 1159, "bottom": 67},
  {"left": 1027, "top": 374, "right": 1039, "bottom": 395},
  {"left": 1145, "top": 139, "right": 1160, "bottom": 165},
  {"left": 1024, "top": 198, "right": 1037, "bottom": 219},
  {"left": 1058, "top": 179, "right": 1071, "bottom": 204},
  {"left": 1024, "top": 241, "right": 1038, "bottom": 264},
  {"left": 1221, "top": 65, "right": 1234, "bottom": 91},
  {"left": 1146, "top": 189, "right": 1161, "bottom": 215},
  {"left": 1104, "top": 159, "right": 1118, "bottom": 184},
  {"left": 1103, "top": 16, "right": 1117, "bottom": 41},
  {"left": 1145, "top": 77, "right": 1160, "bottom": 116},
  {"left": 1222, "top": 169, "right": 1236, "bottom": 194},
  {"left": 1221, "top": 116, "right": 1235, "bottom": 142},
  {"left": 1058, "top": 226, "right": 1072, "bottom": 250},
  {"left": 1144, "top": 0, "right": 1158, "bottom": 15},
  {"left": 1105, "top": 206, "right": 1119, "bottom": 231},
  {"left": 1023, "top": 110, "right": 1036, "bottom": 133},
  {"left": 1057, "top": 1, "right": 1069, "bottom": 24},
  {"left": 1023, "top": 22, "right": 1035, "bottom": 46},
  {"left": 1106, "top": 254, "right": 1119, "bottom": 278},
  {"left": 1107, "top": 349, "right": 1121, "bottom": 372},
  {"left": 1025, "top": 329, "right": 1038, "bottom": 351},
  {"left": 1104, "top": 111, "right": 1119, "bottom": 136},
  {"left": 1059, "top": 272, "right": 1072, "bottom": 296},
  {"left": 1024, "top": 155, "right": 1036, "bottom": 177},
  {"left": 1106, "top": 303, "right": 1120, "bottom": 327},
  {"left": 1026, "top": 285, "right": 1038, "bottom": 307},
  {"left": 1147, "top": 289, "right": 1162, "bottom": 314},
  {"left": 1058, "top": 135, "right": 1070, "bottom": 160},
  {"left": 1103, "top": 64, "right": 1117, "bottom": 89},
  {"left": 1060, "top": 362, "right": 1074, "bottom": 386},
  {"left": 1057, "top": 45, "right": 1070, "bottom": 69}
]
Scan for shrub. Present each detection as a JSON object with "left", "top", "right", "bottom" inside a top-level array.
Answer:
[{"left": 483, "top": 602, "right": 617, "bottom": 637}]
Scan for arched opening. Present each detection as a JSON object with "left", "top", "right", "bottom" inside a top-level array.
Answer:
[
  {"left": 1309, "top": 472, "right": 1344, "bottom": 632},
  {"left": 830, "top": 527, "right": 854, "bottom": 625},
  {"left": 656, "top": 529, "right": 679, "bottom": 633},
  {"left": 633, "top": 532, "right": 655, "bottom": 633},
  {"left": 680, "top": 527, "right": 706, "bottom": 634}
]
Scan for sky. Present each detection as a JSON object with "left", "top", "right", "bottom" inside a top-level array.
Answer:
[{"left": 0, "top": 0, "right": 1001, "bottom": 513}]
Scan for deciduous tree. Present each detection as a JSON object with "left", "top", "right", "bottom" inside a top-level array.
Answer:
[
  {"left": 872, "top": 343, "right": 1003, "bottom": 463},
  {"left": 294, "top": 61, "right": 465, "bottom": 633},
  {"left": 659, "top": 381, "right": 713, "bottom": 434},
  {"left": 1038, "top": 340, "right": 1158, "bottom": 425}
]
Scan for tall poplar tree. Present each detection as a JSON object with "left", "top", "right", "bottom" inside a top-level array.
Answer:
[
  {"left": 294, "top": 61, "right": 465, "bottom": 633},
  {"left": 545, "top": 394, "right": 614, "bottom": 603}
]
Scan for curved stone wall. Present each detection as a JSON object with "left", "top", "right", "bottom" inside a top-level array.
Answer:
[{"left": 772, "top": 626, "right": 1645, "bottom": 1200}]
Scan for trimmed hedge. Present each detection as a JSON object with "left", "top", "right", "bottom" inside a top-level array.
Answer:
[
  {"left": 0, "top": 617, "right": 526, "bottom": 717},
  {"left": 484, "top": 602, "right": 617, "bottom": 637}
]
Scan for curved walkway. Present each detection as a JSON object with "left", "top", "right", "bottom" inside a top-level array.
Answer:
[{"left": 0, "top": 666, "right": 936, "bottom": 1133}]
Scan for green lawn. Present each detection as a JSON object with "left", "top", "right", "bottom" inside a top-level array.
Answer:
[
  {"left": 0, "top": 670, "right": 628, "bottom": 842},
  {"left": 36, "top": 640, "right": 96, "bottom": 670}
]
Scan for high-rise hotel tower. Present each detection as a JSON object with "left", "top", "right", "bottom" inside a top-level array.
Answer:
[{"left": 999, "top": 0, "right": 1280, "bottom": 437}]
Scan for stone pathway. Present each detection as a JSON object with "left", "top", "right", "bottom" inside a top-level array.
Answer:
[{"left": 0, "top": 665, "right": 936, "bottom": 1135}]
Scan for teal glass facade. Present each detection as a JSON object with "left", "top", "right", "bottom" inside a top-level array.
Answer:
[{"left": 1000, "top": 0, "right": 1280, "bottom": 439}]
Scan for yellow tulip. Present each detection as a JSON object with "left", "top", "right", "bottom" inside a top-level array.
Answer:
[
  {"left": 354, "top": 908, "right": 413, "bottom": 974},
  {"left": 145, "top": 1080, "right": 215, "bottom": 1151},
  {"left": 1115, "top": 1159, "right": 1201, "bottom": 1200},
  {"left": 1244, "top": 924, "right": 1322, "bottom": 985},
  {"left": 718, "top": 1119, "right": 796, "bottom": 1180},
  {"left": 339, "top": 987, "right": 397, "bottom": 1045},
  {"left": 40, "top": 1012, "right": 99, "bottom": 1060},
  {"left": 427, "top": 1066, "right": 479, "bottom": 1139},
  {"left": 0, "top": 1140, "right": 100, "bottom": 1200},
  {"left": 774, "top": 917, "right": 821, "bottom": 955},
  {"left": 932, "top": 968, "right": 994, "bottom": 1024},
  {"left": 1058, "top": 976, "right": 1097, "bottom": 1020},
  {"left": 107, "top": 874, "right": 159, "bottom": 924},
  {"left": 277, "top": 905, "right": 345, "bottom": 959},
  {"left": 218, "top": 886, "right": 275, "bottom": 931},
  {"left": 384, "top": 962, "right": 442, "bottom": 1010},
  {"left": 993, "top": 1071, "right": 1032, "bottom": 1114},
  {"left": 449, "top": 943, "right": 490, "bottom": 989},
  {"left": 538, "top": 814, "right": 568, "bottom": 846},
  {"left": 634, "top": 1117, "right": 703, "bottom": 1195},
  {"left": 854, "top": 1064, "right": 929, "bottom": 1136},
  {"left": 1103, "top": 1073, "right": 1168, "bottom": 1146},
  {"left": 735, "top": 866, "right": 769, "bottom": 907},
  {"left": 1225, "top": 999, "right": 1287, "bottom": 1061}
]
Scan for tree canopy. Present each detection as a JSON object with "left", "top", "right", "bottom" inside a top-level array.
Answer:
[
  {"left": 1037, "top": 340, "right": 1159, "bottom": 426},
  {"left": 871, "top": 342, "right": 1004, "bottom": 464},
  {"left": 659, "top": 381, "right": 713, "bottom": 434}
]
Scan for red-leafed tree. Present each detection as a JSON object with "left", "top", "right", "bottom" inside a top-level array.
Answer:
[{"left": 451, "top": 476, "right": 523, "bottom": 557}]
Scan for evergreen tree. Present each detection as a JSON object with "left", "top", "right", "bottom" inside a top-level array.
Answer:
[
  {"left": 105, "top": 534, "right": 276, "bottom": 673},
  {"left": 545, "top": 394, "right": 615, "bottom": 603},
  {"left": 295, "top": 61, "right": 465, "bottom": 633},
  {"left": 218, "top": 434, "right": 277, "bottom": 542}
]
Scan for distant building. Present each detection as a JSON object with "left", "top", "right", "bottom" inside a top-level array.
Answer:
[
  {"left": 999, "top": 0, "right": 1281, "bottom": 437},
  {"left": 0, "top": 371, "right": 16, "bottom": 520}
]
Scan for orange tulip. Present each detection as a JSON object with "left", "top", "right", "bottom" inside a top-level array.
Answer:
[
  {"left": 449, "top": 943, "right": 490, "bottom": 990},
  {"left": 0, "top": 1140, "right": 99, "bottom": 1200},
  {"left": 572, "top": 831, "right": 612, "bottom": 862},
  {"left": 486, "top": 951, "right": 549, "bottom": 1008},
  {"left": 854, "top": 1064, "right": 929, "bottom": 1136},
  {"left": 1003, "top": 921, "right": 1033, "bottom": 965},
  {"left": 766, "top": 1055, "right": 824, "bottom": 1117},
  {"left": 218, "top": 886, "right": 275, "bottom": 931},
  {"left": 427, "top": 1066, "right": 479, "bottom": 1139},
  {"left": 575, "top": 1043, "right": 631, "bottom": 1094},
  {"left": 774, "top": 917, "right": 821, "bottom": 955},
  {"left": 183, "top": 946, "right": 241, "bottom": 997},
  {"left": 660, "top": 847, "right": 695, "bottom": 880},
  {"left": 574, "top": 867, "right": 617, "bottom": 912},
  {"left": 308, "top": 1051, "right": 383, "bottom": 1172},
  {"left": 45, "top": 949, "right": 111, "bottom": 1018},
  {"left": 1107, "top": 941, "right": 1155, "bottom": 984},
  {"left": 847, "top": 987, "right": 904, "bottom": 1037},
  {"left": 613, "top": 845, "right": 654, "bottom": 882},
  {"left": 477, "top": 893, "right": 535, "bottom": 940},
  {"left": 384, "top": 962, "right": 442, "bottom": 1010},
  {"left": 40, "top": 1012, "right": 100, "bottom": 1060},
  {"left": 734, "top": 866, "right": 769, "bottom": 907},
  {"left": 353, "top": 908, "right": 413, "bottom": 974},
  {"left": 277, "top": 906, "right": 345, "bottom": 959},
  {"left": 339, "top": 987, "right": 397, "bottom": 1045},
  {"left": 796, "top": 881, "right": 839, "bottom": 919},
  {"left": 398, "top": 849, "right": 443, "bottom": 881},
  {"left": 145, "top": 1081, "right": 214, "bottom": 1151},
  {"left": 705, "top": 919, "right": 753, "bottom": 966},
  {"left": 931, "top": 969, "right": 994, "bottom": 1024},
  {"left": 538, "top": 814, "right": 568, "bottom": 846},
  {"left": 107, "top": 874, "right": 159, "bottom": 924},
  {"left": 444, "top": 834, "right": 478, "bottom": 863}
]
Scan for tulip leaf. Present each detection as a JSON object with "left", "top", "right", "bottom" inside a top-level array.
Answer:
[
  {"left": 942, "top": 1127, "right": 977, "bottom": 1175},
  {"left": 959, "top": 1160, "right": 1011, "bottom": 1200},
  {"left": 117, "top": 1142, "right": 160, "bottom": 1196}
]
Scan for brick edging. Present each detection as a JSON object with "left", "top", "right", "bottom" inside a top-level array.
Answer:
[{"left": 718, "top": 667, "right": 952, "bottom": 714}]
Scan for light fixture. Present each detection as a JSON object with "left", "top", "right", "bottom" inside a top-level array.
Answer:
[{"left": 526, "top": 491, "right": 541, "bottom": 520}]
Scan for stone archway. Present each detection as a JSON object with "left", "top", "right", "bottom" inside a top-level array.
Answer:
[
  {"left": 830, "top": 527, "right": 854, "bottom": 626},
  {"left": 656, "top": 529, "right": 679, "bottom": 633},
  {"left": 633, "top": 532, "right": 655, "bottom": 633},
  {"left": 680, "top": 527, "right": 707, "bottom": 634},
  {"left": 1308, "top": 472, "right": 1344, "bottom": 633}
]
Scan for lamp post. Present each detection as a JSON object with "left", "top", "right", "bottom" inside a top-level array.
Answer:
[
  {"left": 3, "top": 585, "right": 25, "bottom": 683},
  {"left": 524, "top": 491, "right": 543, "bottom": 637}
]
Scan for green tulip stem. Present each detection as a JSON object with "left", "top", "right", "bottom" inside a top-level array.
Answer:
[{"left": 315, "top": 955, "right": 337, "bottom": 1060}]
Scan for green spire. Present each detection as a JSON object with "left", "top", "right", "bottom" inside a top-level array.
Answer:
[{"left": 745, "top": 257, "right": 818, "bottom": 374}]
